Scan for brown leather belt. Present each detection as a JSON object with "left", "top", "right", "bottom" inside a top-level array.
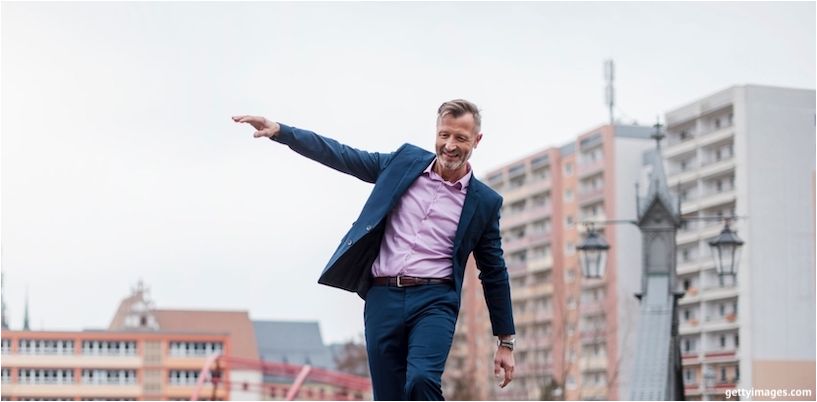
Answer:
[{"left": 372, "top": 276, "right": 454, "bottom": 288}]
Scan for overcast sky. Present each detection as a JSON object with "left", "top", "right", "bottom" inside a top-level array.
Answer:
[{"left": 2, "top": 2, "right": 814, "bottom": 345}]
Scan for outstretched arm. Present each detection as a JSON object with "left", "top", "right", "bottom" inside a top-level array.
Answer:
[{"left": 232, "top": 115, "right": 393, "bottom": 183}]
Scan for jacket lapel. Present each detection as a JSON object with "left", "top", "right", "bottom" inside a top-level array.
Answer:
[
  {"left": 391, "top": 153, "right": 436, "bottom": 203},
  {"left": 453, "top": 178, "right": 480, "bottom": 255}
]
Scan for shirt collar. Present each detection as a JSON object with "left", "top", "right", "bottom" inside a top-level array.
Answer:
[{"left": 424, "top": 158, "right": 472, "bottom": 194}]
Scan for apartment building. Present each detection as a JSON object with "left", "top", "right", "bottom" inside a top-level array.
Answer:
[
  {"left": 445, "top": 124, "right": 654, "bottom": 400},
  {"left": 664, "top": 85, "right": 816, "bottom": 400},
  {"left": 1, "top": 329, "right": 230, "bottom": 401},
  {"left": 1, "top": 283, "right": 373, "bottom": 401}
]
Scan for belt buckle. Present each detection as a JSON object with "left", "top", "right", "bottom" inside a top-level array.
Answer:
[{"left": 396, "top": 276, "right": 404, "bottom": 288}]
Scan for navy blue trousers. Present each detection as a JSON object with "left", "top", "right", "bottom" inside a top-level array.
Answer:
[{"left": 364, "top": 284, "right": 459, "bottom": 401}]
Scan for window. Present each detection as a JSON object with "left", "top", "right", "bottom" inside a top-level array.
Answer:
[
  {"left": 714, "top": 118, "right": 721, "bottom": 130},
  {"left": 684, "top": 368, "right": 694, "bottom": 383},
  {"left": 532, "top": 166, "right": 549, "bottom": 181},
  {"left": 720, "top": 335, "right": 726, "bottom": 348},
  {"left": 721, "top": 368, "right": 727, "bottom": 382},
  {"left": 532, "top": 192, "right": 550, "bottom": 207},
  {"left": 565, "top": 242, "right": 576, "bottom": 255},
  {"left": 564, "top": 189, "right": 573, "bottom": 202},
  {"left": 564, "top": 163, "right": 573, "bottom": 176},
  {"left": 683, "top": 279, "right": 691, "bottom": 290},
  {"left": 680, "top": 129, "right": 691, "bottom": 141},
  {"left": 734, "top": 334, "right": 739, "bottom": 347},
  {"left": 566, "top": 215, "right": 575, "bottom": 228},
  {"left": 532, "top": 219, "right": 551, "bottom": 234}
]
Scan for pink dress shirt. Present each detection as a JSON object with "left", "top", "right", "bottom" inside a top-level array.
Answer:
[{"left": 370, "top": 159, "right": 472, "bottom": 279}]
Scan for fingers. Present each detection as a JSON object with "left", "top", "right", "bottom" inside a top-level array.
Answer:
[
  {"left": 494, "top": 359, "right": 502, "bottom": 386},
  {"left": 231, "top": 115, "right": 261, "bottom": 124},
  {"left": 501, "top": 364, "right": 514, "bottom": 388}
]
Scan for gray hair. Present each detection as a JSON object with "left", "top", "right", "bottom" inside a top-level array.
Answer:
[{"left": 437, "top": 99, "right": 481, "bottom": 132}]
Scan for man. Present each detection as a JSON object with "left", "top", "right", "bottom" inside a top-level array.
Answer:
[{"left": 232, "top": 99, "right": 515, "bottom": 400}]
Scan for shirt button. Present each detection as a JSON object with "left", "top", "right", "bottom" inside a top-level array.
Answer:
[{"left": 366, "top": 225, "right": 372, "bottom": 231}]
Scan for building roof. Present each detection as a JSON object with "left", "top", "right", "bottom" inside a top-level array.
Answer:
[
  {"left": 152, "top": 309, "right": 259, "bottom": 360},
  {"left": 253, "top": 321, "right": 335, "bottom": 370}
]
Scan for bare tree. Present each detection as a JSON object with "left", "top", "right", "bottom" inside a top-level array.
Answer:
[{"left": 332, "top": 334, "right": 370, "bottom": 378}]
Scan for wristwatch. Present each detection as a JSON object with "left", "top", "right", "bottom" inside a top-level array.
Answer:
[{"left": 497, "top": 338, "right": 516, "bottom": 351}]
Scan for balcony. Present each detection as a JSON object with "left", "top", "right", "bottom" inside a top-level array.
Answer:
[
  {"left": 698, "top": 190, "right": 737, "bottom": 211},
  {"left": 530, "top": 281, "right": 553, "bottom": 295},
  {"left": 669, "top": 169, "right": 699, "bottom": 187},
  {"left": 701, "top": 285, "right": 739, "bottom": 302},
  {"left": 580, "top": 329, "right": 607, "bottom": 343},
  {"left": 664, "top": 126, "right": 734, "bottom": 160},
  {"left": 677, "top": 259, "right": 705, "bottom": 276},
  {"left": 577, "top": 188, "right": 605, "bottom": 205},
  {"left": 679, "top": 319, "right": 702, "bottom": 335},
  {"left": 703, "top": 349, "right": 739, "bottom": 363},
  {"left": 700, "top": 317, "right": 739, "bottom": 333},
  {"left": 664, "top": 137, "right": 698, "bottom": 159},
  {"left": 0, "top": 354, "right": 142, "bottom": 369},
  {"left": 699, "top": 157, "right": 735, "bottom": 180},
  {"left": 503, "top": 236, "right": 531, "bottom": 254},
  {"left": 1, "top": 384, "right": 142, "bottom": 399},
  {"left": 502, "top": 178, "right": 552, "bottom": 205},
  {"left": 580, "top": 355, "right": 608, "bottom": 371},
  {"left": 577, "top": 159, "right": 605, "bottom": 178},
  {"left": 534, "top": 309, "right": 554, "bottom": 322},
  {"left": 698, "top": 126, "right": 735, "bottom": 148},
  {"left": 502, "top": 204, "right": 553, "bottom": 229},
  {"left": 579, "top": 302, "right": 605, "bottom": 316},
  {"left": 527, "top": 230, "right": 553, "bottom": 245},
  {"left": 684, "top": 383, "right": 702, "bottom": 395},
  {"left": 528, "top": 256, "right": 553, "bottom": 273},
  {"left": 681, "top": 352, "right": 701, "bottom": 364}
]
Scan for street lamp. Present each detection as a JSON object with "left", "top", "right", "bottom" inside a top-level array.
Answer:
[
  {"left": 708, "top": 219, "right": 744, "bottom": 276},
  {"left": 577, "top": 226, "right": 609, "bottom": 279},
  {"left": 577, "top": 218, "right": 745, "bottom": 280}
]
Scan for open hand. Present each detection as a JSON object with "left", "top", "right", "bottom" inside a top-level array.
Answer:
[{"left": 231, "top": 115, "right": 280, "bottom": 138}]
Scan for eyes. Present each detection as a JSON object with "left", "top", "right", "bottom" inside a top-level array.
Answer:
[{"left": 439, "top": 132, "right": 469, "bottom": 142}]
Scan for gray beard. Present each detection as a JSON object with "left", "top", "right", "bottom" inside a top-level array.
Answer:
[{"left": 438, "top": 150, "right": 471, "bottom": 173}]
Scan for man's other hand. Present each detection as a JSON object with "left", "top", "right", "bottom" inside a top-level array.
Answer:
[
  {"left": 494, "top": 346, "right": 515, "bottom": 388},
  {"left": 232, "top": 115, "right": 281, "bottom": 138}
]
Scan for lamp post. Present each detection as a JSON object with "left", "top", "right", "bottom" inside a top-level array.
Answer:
[{"left": 576, "top": 120, "right": 745, "bottom": 400}]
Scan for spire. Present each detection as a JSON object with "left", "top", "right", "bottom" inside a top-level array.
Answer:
[
  {"left": 637, "top": 117, "right": 679, "bottom": 224},
  {"left": 23, "top": 286, "right": 30, "bottom": 331}
]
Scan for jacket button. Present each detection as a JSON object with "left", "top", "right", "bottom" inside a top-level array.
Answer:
[
  {"left": 346, "top": 240, "right": 352, "bottom": 246},
  {"left": 365, "top": 225, "right": 372, "bottom": 231}
]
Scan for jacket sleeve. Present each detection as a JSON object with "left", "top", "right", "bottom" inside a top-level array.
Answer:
[
  {"left": 473, "top": 196, "right": 516, "bottom": 336},
  {"left": 272, "top": 123, "right": 394, "bottom": 183}
]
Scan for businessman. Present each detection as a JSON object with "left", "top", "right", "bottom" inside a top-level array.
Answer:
[{"left": 233, "top": 99, "right": 515, "bottom": 400}]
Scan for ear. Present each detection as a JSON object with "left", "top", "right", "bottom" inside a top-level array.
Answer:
[{"left": 474, "top": 132, "right": 483, "bottom": 148}]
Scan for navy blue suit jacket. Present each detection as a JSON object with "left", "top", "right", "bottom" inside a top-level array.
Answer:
[{"left": 273, "top": 124, "right": 515, "bottom": 336}]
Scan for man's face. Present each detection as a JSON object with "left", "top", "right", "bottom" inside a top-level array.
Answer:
[{"left": 435, "top": 113, "right": 483, "bottom": 173}]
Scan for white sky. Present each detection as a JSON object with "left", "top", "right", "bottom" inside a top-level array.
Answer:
[{"left": 1, "top": 1, "right": 814, "bottom": 345}]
